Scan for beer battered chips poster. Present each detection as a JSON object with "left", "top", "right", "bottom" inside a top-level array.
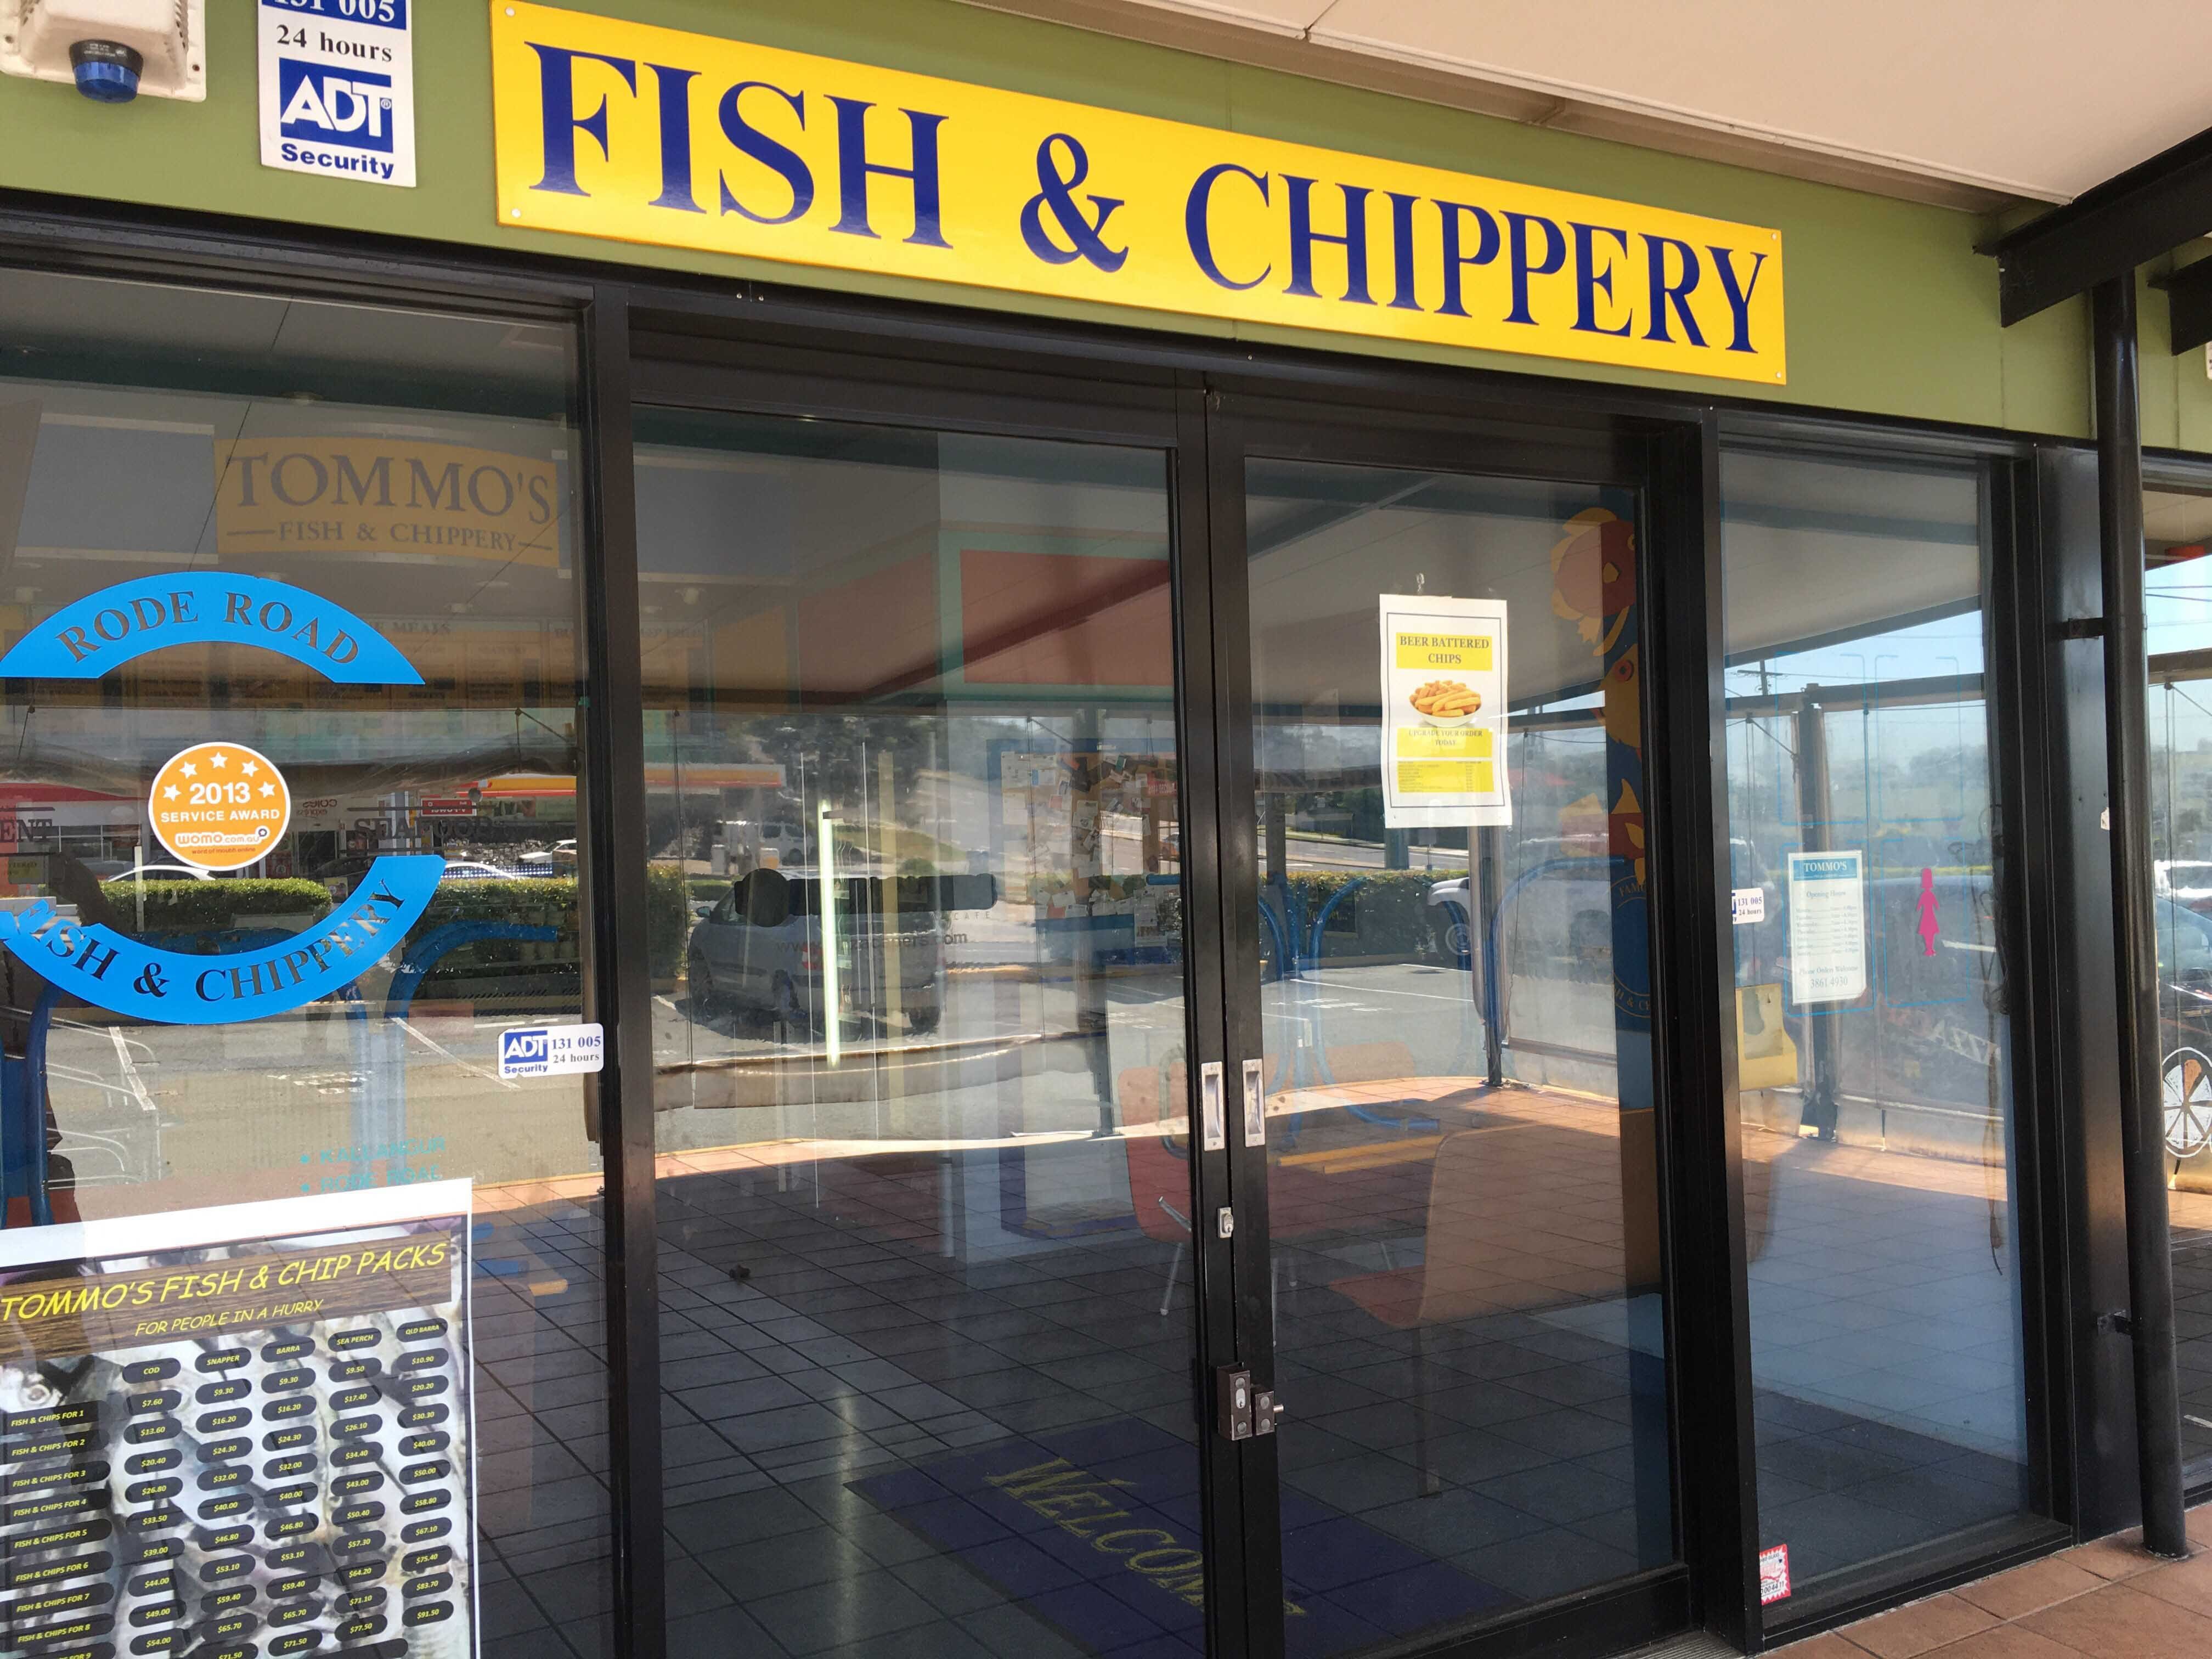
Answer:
[
  {"left": 0, "top": 1182, "right": 476, "bottom": 1657},
  {"left": 1379, "top": 595, "right": 1511, "bottom": 829}
]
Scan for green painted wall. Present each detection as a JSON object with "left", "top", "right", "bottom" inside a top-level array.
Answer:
[{"left": 1, "top": 0, "right": 2205, "bottom": 448}]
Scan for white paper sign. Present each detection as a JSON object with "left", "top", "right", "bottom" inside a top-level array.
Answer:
[
  {"left": 1378, "top": 595, "right": 1510, "bottom": 829},
  {"left": 498, "top": 1021, "right": 605, "bottom": 1079},
  {"left": 1786, "top": 850, "right": 1866, "bottom": 1005},
  {"left": 1731, "top": 887, "right": 1766, "bottom": 924},
  {"left": 259, "top": 0, "right": 416, "bottom": 188}
]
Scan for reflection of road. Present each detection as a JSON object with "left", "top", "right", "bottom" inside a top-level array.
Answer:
[{"left": 1283, "top": 831, "right": 1469, "bottom": 873}]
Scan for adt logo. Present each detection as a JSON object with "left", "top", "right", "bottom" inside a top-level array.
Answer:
[
  {"left": 500, "top": 1029, "right": 549, "bottom": 1067},
  {"left": 278, "top": 60, "right": 396, "bottom": 154}
]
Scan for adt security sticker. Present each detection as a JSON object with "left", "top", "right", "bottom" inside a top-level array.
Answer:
[
  {"left": 259, "top": 0, "right": 415, "bottom": 188},
  {"left": 499, "top": 1023, "right": 605, "bottom": 1081}
]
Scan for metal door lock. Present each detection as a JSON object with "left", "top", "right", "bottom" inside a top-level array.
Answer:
[
  {"left": 1216, "top": 1206, "right": 1235, "bottom": 1239},
  {"left": 1216, "top": 1367, "right": 1253, "bottom": 1440},
  {"left": 1214, "top": 1369, "right": 1281, "bottom": 1441}
]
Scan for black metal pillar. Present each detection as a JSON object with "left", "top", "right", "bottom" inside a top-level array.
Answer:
[
  {"left": 2092, "top": 274, "right": 2188, "bottom": 1559},
  {"left": 579, "top": 287, "right": 668, "bottom": 1653}
]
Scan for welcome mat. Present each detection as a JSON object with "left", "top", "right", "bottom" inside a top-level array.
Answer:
[{"left": 852, "top": 1418, "right": 1511, "bottom": 1659}]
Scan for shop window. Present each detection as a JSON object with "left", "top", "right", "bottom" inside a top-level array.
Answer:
[
  {"left": 0, "top": 268, "right": 610, "bottom": 1654},
  {"left": 2144, "top": 483, "right": 2212, "bottom": 1486},
  {"left": 1721, "top": 445, "right": 2034, "bottom": 1610}
]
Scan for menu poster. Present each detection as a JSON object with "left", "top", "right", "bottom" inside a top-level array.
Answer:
[
  {"left": 1786, "top": 850, "right": 1869, "bottom": 1005},
  {"left": 0, "top": 1182, "right": 476, "bottom": 1659},
  {"left": 1378, "top": 595, "right": 1511, "bottom": 830}
]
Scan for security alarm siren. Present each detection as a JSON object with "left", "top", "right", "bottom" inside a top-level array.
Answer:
[{"left": 0, "top": 0, "right": 207, "bottom": 104}]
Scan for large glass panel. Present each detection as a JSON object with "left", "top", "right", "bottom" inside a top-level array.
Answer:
[
  {"left": 0, "top": 270, "right": 610, "bottom": 1656},
  {"left": 2144, "top": 486, "right": 2212, "bottom": 1483},
  {"left": 634, "top": 412, "right": 1204, "bottom": 1659},
  {"left": 1722, "top": 447, "right": 2030, "bottom": 1607},
  {"left": 1244, "top": 460, "right": 1674, "bottom": 1653}
]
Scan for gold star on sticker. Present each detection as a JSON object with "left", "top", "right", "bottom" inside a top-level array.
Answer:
[
  {"left": 210, "top": 751, "right": 229, "bottom": 769},
  {"left": 163, "top": 785, "right": 179, "bottom": 801},
  {"left": 180, "top": 762, "right": 198, "bottom": 779},
  {"left": 260, "top": 782, "right": 276, "bottom": 798}
]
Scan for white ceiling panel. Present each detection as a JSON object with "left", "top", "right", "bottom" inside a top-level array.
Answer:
[{"left": 986, "top": 0, "right": 2212, "bottom": 206}]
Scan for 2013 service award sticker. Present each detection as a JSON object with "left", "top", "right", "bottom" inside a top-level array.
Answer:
[{"left": 149, "top": 743, "right": 293, "bottom": 871}]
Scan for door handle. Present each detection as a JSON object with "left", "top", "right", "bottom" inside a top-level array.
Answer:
[
  {"left": 1199, "top": 1060, "right": 1226, "bottom": 1152},
  {"left": 1242, "top": 1057, "right": 1266, "bottom": 1147}
]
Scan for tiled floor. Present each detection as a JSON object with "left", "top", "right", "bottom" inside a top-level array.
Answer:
[
  {"left": 452, "top": 1072, "right": 2096, "bottom": 1659},
  {"left": 1741, "top": 1127, "right": 2032, "bottom": 1591},
  {"left": 1771, "top": 1503, "right": 2212, "bottom": 1659},
  {"left": 2174, "top": 1207, "right": 2212, "bottom": 1466}
]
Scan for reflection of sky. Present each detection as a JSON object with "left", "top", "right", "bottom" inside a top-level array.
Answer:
[
  {"left": 2150, "top": 550, "right": 2212, "bottom": 660},
  {"left": 2147, "top": 553, "right": 2212, "bottom": 858},
  {"left": 2150, "top": 553, "right": 2212, "bottom": 770},
  {"left": 1723, "top": 613, "right": 1984, "bottom": 698},
  {"left": 1724, "top": 614, "right": 1986, "bottom": 785}
]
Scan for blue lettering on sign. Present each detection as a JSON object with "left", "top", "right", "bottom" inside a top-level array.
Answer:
[
  {"left": 1793, "top": 856, "right": 1859, "bottom": 881},
  {"left": 264, "top": 0, "right": 408, "bottom": 26},
  {"left": 279, "top": 60, "right": 397, "bottom": 155},
  {"left": 0, "top": 574, "right": 421, "bottom": 684},
  {"left": 499, "top": 1029, "right": 549, "bottom": 1066},
  {"left": 0, "top": 856, "right": 443, "bottom": 1026}
]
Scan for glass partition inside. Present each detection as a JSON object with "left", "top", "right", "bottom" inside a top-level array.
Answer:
[
  {"left": 633, "top": 411, "right": 1205, "bottom": 1658},
  {"left": 1722, "top": 447, "right": 2032, "bottom": 1609},
  {"left": 0, "top": 269, "right": 610, "bottom": 1655}
]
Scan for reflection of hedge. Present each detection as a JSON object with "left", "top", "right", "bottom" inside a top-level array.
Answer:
[
  {"left": 99, "top": 878, "right": 333, "bottom": 933},
  {"left": 413, "top": 871, "right": 690, "bottom": 980},
  {"left": 1278, "top": 872, "right": 1448, "bottom": 961}
]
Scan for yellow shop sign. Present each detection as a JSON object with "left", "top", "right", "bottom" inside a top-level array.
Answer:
[{"left": 489, "top": 3, "right": 1786, "bottom": 384}]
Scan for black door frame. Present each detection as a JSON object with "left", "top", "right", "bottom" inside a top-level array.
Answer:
[{"left": 1200, "top": 383, "right": 1718, "bottom": 1659}]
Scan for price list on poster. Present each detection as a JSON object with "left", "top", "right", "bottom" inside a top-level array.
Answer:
[{"left": 0, "top": 1183, "right": 475, "bottom": 1658}]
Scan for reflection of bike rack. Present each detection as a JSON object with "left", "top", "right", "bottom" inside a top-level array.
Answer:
[
  {"left": 1266, "top": 874, "right": 1448, "bottom": 1143},
  {"left": 0, "top": 918, "right": 560, "bottom": 1229},
  {"left": 346, "top": 920, "right": 560, "bottom": 1149}
]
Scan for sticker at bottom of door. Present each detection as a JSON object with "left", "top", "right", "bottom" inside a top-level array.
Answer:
[{"left": 1759, "top": 1543, "right": 1793, "bottom": 1604}]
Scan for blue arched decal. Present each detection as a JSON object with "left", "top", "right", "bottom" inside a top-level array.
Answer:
[
  {"left": 0, "top": 856, "right": 444, "bottom": 1025},
  {"left": 0, "top": 574, "right": 422, "bottom": 684}
]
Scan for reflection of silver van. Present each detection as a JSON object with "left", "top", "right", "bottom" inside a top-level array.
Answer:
[{"left": 684, "top": 868, "right": 995, "bottom": 1035}]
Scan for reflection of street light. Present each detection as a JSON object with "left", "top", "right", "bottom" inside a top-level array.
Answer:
[{"left": 817, "top": 802, "right": 841, "bottom": 1067}]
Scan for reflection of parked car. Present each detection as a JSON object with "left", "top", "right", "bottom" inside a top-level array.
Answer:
[
  {"left": 2158, "top": 859, "right": 2212, "bottom": 916},
  {"left": 685, "top": 868, "right": 996, "bottom": 1035},
  {"left": 441, "top": 860, "right": 523, "bottom": 882},
  {"left": 2158, "top": 897, "right": 2212, "bottom": 1175}
]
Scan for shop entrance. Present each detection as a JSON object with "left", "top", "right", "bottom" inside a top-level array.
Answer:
[
  {"left": 624, "top": 341, "right": 1692, "bottom": 1659},
  {"left": 1216, "top": 405, "right": 1677, "bottom": 1655}
]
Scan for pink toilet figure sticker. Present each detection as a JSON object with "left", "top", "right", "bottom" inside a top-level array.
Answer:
[{"left": 1916, "top": 867, "right": 1941, "bottom": 957}]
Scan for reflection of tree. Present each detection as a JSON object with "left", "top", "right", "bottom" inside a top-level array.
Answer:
[{"left": 646, "top": 708, "right": 945, "bottom": 865}]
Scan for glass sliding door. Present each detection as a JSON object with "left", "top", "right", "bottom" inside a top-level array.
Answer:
[
  {"left": 1233, "top": 441, "right": 1678, "bottom": 1656},
  {"left": 629, "top": 406, "right": 1213, "bottom": 1659},
  {"left": 1720, "top": 446, "right": 2035, "bottom": 1610}
]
